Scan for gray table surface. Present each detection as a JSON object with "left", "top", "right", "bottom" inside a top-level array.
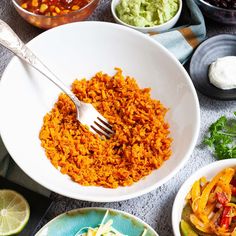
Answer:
[{"left": 0, "top": 1, "right": 236, "bottom": 235}]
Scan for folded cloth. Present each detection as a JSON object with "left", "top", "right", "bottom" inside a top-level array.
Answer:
[
  {"left": 0, "top": 0, "right": 205, "bottom": 197},
  {"left": 0, "top": 137, "right": 8, "bottom": 176},
  {"left": 150, "top": 0, "right": 206, "bottom": 64}
]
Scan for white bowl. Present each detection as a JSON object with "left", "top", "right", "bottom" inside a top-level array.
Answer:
[
  {"left": 0, "top": 21, "right": 199, "bottom": 202},
  {"left": 111, "top": 0, "right": 182, "bottom": 33},
  {"left": 172, "top": 159, "right": 236, "bottom": 235}
]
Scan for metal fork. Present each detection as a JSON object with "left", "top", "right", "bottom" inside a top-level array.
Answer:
[{"left": 0, "top": 20, "right": 113, "bottom": 138}]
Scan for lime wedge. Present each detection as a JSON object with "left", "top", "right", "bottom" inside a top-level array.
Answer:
[{"left": 0, "top": 190, "right": 30, "bottom": 236}]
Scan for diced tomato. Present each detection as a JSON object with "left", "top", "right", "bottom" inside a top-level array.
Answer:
[
  {"left": 216, "top": 192, "right": 229, "bottom": 205},
  {"left": 220, "top": 206, "right": 231, "bottom": 229},
  {"left": 60, "top": 0, "right": 73, "bottom": 4},
  {"left": 48, "top": 0, "right": 57, "bottom": 5}
]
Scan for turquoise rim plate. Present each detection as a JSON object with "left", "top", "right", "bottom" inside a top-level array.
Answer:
[{"left": 35, "top": 207, "right": 159, "bottom": 236}]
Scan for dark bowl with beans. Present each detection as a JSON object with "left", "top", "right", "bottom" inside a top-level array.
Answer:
[
  {"left": 194, "top": 0, "right": 236, "bottom": 24},
  {"left": 12, "top": 0, "right": 99, "bottom": 29}
]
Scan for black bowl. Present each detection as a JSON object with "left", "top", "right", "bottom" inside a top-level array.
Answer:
[
  {"left": 190, "top": 34, "right": 236, "bottom": 100},
  {"left": 194, "top": 0, "right": 236, "bottom": 24}
]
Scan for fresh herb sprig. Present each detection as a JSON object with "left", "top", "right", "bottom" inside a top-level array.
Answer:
[{"left": 204, "top": 112, "right": 236, "bottom": 159}]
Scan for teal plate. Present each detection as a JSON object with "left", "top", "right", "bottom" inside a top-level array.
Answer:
[{"left": 35, "top": 208, "right": 159, "bottom": 236}]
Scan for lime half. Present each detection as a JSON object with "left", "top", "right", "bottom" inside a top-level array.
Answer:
[{"left": 0, "top": 190, "right": 30, "bottom": 236}]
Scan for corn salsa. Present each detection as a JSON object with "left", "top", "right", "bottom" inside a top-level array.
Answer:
[{"left": 20, "top": 0, "right": 91, "bottom": 16}]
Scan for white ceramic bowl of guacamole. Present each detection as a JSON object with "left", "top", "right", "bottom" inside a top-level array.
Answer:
[{"left": 111, "top": 0, "right": 182, "bottom": 33}]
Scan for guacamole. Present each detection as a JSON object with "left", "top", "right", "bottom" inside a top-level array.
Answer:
[{"left": 116, "top": 0, "right": 179, "bottom": 27}]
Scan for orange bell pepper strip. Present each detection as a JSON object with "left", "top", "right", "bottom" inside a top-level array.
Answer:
[{"left": 198, "top": 169, "right": 234, "bottom": 217}]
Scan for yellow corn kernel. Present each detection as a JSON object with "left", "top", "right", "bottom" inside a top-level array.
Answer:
[
  {"left": 55, "top": 7, "right": 61, "bottom": 14},
  {"left": 62, "top": 10, "right": 69, "bottom": 14},
  {"left": 39, "top": 3, "right": 48, "bottom": 13},
  {"left": 52, "top": 12, "right": 57, "bottom": 16},
  {"left": 50, "top": 5, "right": 55, "bottom": 11},
  {"left": 71, "top": 5, "right": 80, "bottom": 11},
  {"left": 32, "top": 0, "right": 38, "bottom": 7},
  {"left": 21, "top": 3, "right": 28, "bottom": 9}
]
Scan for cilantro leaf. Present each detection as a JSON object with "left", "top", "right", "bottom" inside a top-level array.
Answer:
[{"left": 204, "top": 112, "right": 236, "bottom": 159}]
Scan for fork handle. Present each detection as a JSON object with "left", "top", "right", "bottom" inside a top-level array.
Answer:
[{"left": 0, "top": 19, "right": 81, "bottom": 107}]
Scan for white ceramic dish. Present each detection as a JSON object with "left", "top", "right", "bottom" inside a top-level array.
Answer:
[
  {"left": 111, "top": 0, "right": 182, "bottom": 33},
  {"left": 172, "top": 159, "right": 236, "bottom": 235},
  {"left": 0, "top": 21, "right": 199, "bottom": 202}
]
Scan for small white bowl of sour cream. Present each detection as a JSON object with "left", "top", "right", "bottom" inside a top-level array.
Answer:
[
  {"left": 111, "top": 0, "right": 182, "bottom": 33},
  {"left": 189, "top": 34, "right": 236, "bottom": 100}
]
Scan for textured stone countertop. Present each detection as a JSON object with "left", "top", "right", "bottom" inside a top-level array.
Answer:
[{"left": 0, "top": 1, "right": 236, "bottom": 235}]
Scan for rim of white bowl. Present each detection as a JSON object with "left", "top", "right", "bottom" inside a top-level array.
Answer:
[
  {"left": 0, "top": 21, "right": 200, "bottom": 202},
  {"left": 111, "top": 0, "right": 182, "bottom": 31},
  {"left": 172, "top": 159, "right": 236, "bottom": 236},
  {"left": 35, "top": 207, "right": 159, "bottom": 236}
]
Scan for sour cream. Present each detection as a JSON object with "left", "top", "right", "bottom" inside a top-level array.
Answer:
[{"left": 208, "top": 56, "right": 236, "bottom": 90}]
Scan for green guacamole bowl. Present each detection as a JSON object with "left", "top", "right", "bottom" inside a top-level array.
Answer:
[{"left": 111, "top": 0, "right": 182, "bottom": 33}]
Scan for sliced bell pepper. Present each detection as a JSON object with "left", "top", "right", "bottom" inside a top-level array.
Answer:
[
  {"left": 216, "top": 192, "right": 229, "bottom": 205},
  {"left": 220, "top": 206, "right": 231, "bottom": 229}
]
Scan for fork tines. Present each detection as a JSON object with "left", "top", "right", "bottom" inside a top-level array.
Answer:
[{"left": 91, "top": 117, "right": 113, "bottom": 138}]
